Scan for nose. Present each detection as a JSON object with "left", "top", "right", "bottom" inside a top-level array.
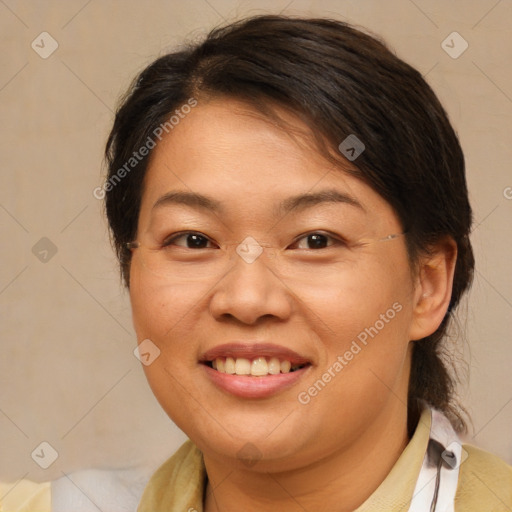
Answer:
[{"left": 208, "top": 246, "right": 293, "bottom": 325}]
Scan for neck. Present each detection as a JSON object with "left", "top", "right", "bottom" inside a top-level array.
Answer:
[{"left": 203, "top": 401, "right": 411, "bottom": 512}]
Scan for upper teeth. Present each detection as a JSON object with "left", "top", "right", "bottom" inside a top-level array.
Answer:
[{"left": 212, "top": 357, "right": 302, "bottom": 376}]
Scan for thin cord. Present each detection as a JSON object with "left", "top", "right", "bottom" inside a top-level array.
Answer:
[{"left": 430, "top": 453, "right": 443, "bottom": 512}]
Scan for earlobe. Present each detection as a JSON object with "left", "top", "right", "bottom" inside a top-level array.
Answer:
[{"left": 409, "top": 237, "right": 458, "bottom": 341}]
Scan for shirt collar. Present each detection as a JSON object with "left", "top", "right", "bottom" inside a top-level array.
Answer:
[{"left": 354, "top": 407, "right": 432, "bottom": 511}]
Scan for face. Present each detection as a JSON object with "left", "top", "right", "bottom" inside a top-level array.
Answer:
[{"left": 129, "top": 97, "right": 418, "bottom": 472}]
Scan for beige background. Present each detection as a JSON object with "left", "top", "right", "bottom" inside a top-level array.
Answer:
[{"left": 0, "top": 0, "right": 511, "bottom": 483}]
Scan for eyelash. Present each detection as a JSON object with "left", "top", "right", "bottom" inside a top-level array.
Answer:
[{"left": 161, "top": 231, "right": 346, "bottom": 250}]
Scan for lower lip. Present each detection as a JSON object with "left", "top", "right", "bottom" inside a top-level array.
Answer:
[{"left": 202, "top": 364, "right": 310, "bottom": 399}]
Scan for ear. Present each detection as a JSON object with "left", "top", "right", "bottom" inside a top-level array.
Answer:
[{"left": 408, "top": 237, "right": 458, "bottom": 341}]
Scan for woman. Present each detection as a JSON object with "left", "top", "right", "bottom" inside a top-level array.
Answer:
[
  {"left": 102, "top": 14, "right": 511, "bottom": 511},
  {"left": 106, "top": 14, "right": 511, "bottom": 512},
  {"left": 2, "top": 14, "right": 510, "bottom": 512}
]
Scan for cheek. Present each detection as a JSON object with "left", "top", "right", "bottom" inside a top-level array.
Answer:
[
  {"left": 128, "top": 263, "right": 208, "bottom": 394},
  {"left": 129, "top": 261, "right": 204, "bottom": 340},
  {"left": 129, "top": 265, "right": 210, "bottom": 428},
  {"left": 292, "top": 264, "right": 414, "bottom": 447},
  {"left": 306, "top": 254, "right": 413, "bottom": 340},
  {"left": 305, "top": 256, "right": 415, "bottom": 402},
  {"left": 273, "top": 293, "right": 413, "bottom": 465}
]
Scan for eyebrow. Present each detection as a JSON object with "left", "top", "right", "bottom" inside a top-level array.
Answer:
[
  {"left": 152, "top": 189, "right": 364, "bottom": 216},
  {"left": 277, "top": 189, "right": 364, "bottom": 215},
  {"left": 152, "top": 191, "right": 223, "bottom": 213}
]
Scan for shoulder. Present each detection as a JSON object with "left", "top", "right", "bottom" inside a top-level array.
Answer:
[
  {"left": 0, "top": 479, "right": 51, "bottom": 512},
  {"left": 145, "top": 439, "right": 203, "bottom": 483},
  {"left": 137, "top": 439, "right": 205, "bottom": 512},
  {"left": 456, "top": 443, "right": 512, "bottom": 511},
  {"left": 1, "top": 465, "right": 153, "bottom": 512}
]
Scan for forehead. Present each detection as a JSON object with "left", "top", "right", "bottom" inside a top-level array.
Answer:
[
  {"left": 146, "top": 97, "right": 334, "bottom": 183},
  {"left": 139, "top": 97, "right": 398, "bottom": 227}
]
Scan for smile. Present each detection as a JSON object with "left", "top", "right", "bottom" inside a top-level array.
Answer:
[
  {"left": 206, "top": 356, "right": 308, "bottom": 376},
  {"left": 199, "top": 342, "right": 312, "bottom": 398}
]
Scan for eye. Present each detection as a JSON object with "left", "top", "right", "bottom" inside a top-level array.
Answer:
[
  {"left": 161, "top": 231, "right": 344, "bottom": 250},
  {"left": 162, "top": 231, "right": 216, "bottom": 249},
  {"left": 290, "top": 232, "right": 344, "bottom": 250}
]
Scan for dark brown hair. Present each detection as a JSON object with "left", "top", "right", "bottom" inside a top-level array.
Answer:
[{"left": 104, "top": 15, "right": 474, "bottom": 435}]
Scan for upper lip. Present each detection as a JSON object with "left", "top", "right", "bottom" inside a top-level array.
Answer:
[{"left": 199, "top": 343, "right": 311, "bottom": 365}]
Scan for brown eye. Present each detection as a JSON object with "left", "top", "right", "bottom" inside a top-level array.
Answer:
[
  {"left": 163, "top": 232, "right": 214, "bottom": 249},
  {"left": 292, "top": 232, "right": 342, "bottom": 250}
]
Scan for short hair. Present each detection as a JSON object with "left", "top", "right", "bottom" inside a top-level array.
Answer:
[{"left": 104, "top": 14, "right": 474, "bottom": 435}]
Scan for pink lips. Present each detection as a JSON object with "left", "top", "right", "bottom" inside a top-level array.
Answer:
[{"left": 199, "top": 342, "right": 312, "bottom": 399}]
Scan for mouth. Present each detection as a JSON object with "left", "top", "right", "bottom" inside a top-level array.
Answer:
[{"left": 199, "top": 343, "right": 312, "bottom": 398}]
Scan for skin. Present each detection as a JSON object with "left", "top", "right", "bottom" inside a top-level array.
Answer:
[{"left": 129, "top": 97, "right": 457, "bottom": 511}]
